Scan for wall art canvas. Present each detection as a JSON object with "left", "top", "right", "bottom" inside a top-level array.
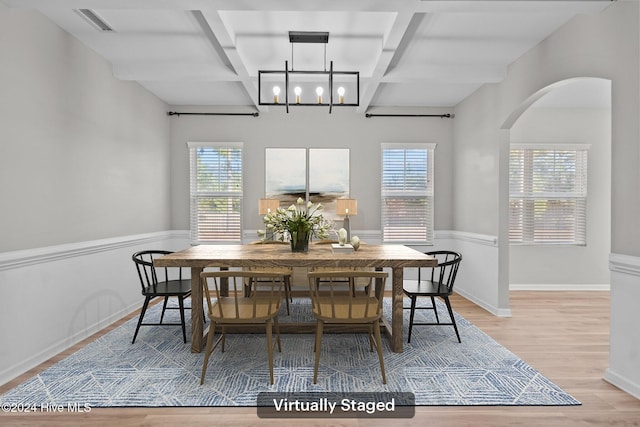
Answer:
[
  {"left": 265, "top": 148, "right": 307, "bottom": 207},
  {"left": 309, "top": 148, "right": 350, "bottom": 219}
]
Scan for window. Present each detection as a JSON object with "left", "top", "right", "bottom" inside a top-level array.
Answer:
[
  {"left": 381, "top": 143, "right": 435, "bottom": 244},
  {"left": 188, "top": 142, "right": 243, "bottom": 243},
  {"left": 509, "top": 144, "right": 588, "bottom": 245}
]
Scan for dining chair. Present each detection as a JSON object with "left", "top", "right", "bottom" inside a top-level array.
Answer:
[
  {"left": 131, "top": 250, "right": 191, "bottom": 344},
  {"left": 200, "top": 270, "right": 286, "bottom": 385},
  {"left": 247, "top": 240, "right": 293, "bottom": 314},
  {"left": 307, "top": 270, "right": 389, "bottom": 384},
  {"left": 403, "top": 250, "right": 463, "bottom": 343}
]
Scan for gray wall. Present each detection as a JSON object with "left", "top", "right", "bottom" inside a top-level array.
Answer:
[
  {"left": 0, "top": 4, "right": 170, "bottom": 252},
  {"left": 168, "top": 107, "right": 455, "bottom": 235},
  {"left": 510, "top": 106, "right": 611, "bottom": 287}
]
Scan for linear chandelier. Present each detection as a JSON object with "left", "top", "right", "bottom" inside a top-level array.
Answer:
[{"left": 258, "top": 31, "right": 359, "bottom": 113}]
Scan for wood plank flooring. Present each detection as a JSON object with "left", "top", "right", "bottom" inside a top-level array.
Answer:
[{"left": 1, "top": 291, "right": 639, "bottom": 426}]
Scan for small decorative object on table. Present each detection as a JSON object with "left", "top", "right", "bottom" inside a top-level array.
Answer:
[
  {"left": 337, "top": 228, "right": 348, "bottom": 245},
  {"left": 261, "top": 197, "right": 332, "bottom": 252},
  {"left": 350, "top": 235, "right": 361, "bottom": 251},
  {"left": 331, "top": 243, "right": 354, "bottom": 254}
]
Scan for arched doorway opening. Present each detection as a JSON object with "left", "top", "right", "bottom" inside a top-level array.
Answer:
[{"left": 502, "top": 77, "right": 611, "bottom": 292}]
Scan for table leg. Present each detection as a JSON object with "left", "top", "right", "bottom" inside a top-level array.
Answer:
[
  {"left": 391, "top": 267, "right": 404, "bottom": 352},
  {"left": 190, "top": 267, "right": 205, "bottom": 353}
]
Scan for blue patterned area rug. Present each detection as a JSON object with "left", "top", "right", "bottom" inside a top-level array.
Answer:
[{"left": 1, "top": 298, "right": 579, "bottom": 407}]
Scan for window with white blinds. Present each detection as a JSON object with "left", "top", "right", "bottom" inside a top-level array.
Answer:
[
  {"left": 509, "top": 144, "right": 588, "bottom": 245},
  {"left": 188, "top": 142, "right": 243, "bottom": 243},
  {"left": 381, "top": 143, "right": 435, "bottom": 244}
]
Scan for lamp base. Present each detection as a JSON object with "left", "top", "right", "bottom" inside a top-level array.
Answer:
[{"left": 343, "top": 217, "right": 351, "bottom": 241}]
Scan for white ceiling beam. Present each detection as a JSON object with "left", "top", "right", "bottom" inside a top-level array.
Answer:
[
  {"left": 194, "top": 10, "right": 262, "bottom": 109},
  {"left": 357, "top": 9, "right": 417, "bottom": 112}
]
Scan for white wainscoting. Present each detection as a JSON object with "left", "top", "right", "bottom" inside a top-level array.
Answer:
[
  {"left": 605, "top": 253, "right": 640, "bottom": 399},
  {"left": 0, "top": 231, "right": 189, "bottom": 386}
]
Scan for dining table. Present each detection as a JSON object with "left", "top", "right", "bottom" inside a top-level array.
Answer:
[{"left": 154, "top": 242, "right": 437, "bottom": 353}]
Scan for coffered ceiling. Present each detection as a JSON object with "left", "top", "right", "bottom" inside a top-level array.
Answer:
[{"left": 3, "top": 0, "right": 613, "bottom": 111}]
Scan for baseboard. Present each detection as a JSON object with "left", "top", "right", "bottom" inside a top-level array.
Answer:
[
  {"left": 0, "top": 301, "right": 139, "bottom": 387},
  {"left": 454, "top": 288, "right": 512, "bottom": 318},
  {"left": 604, "top": 368, "right": 640, "bottom": 400},
  {"left": 510, "top": 284, "right": 610, "bottom": 291}
]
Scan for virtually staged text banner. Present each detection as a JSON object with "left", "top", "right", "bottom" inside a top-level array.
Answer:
[{"left": 257, "top": 392, "right": 415, "bottom": 419}]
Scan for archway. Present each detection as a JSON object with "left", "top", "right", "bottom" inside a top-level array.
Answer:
[{"left": 501, "top": 77, "right": 611, "bottom": 292}]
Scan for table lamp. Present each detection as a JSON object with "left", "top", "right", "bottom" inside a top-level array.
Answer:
[{"left": 336, "top": 198, "right": 358, "bottom": 241}]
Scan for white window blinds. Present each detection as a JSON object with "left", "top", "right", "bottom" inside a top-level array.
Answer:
[
  {"left": 381, "top": 143, "right": 435, "bottom": 244},
  {"left": 188, "top": 142, "right": 243, "bottom": 243},
  {"left": 509, "top": 145, "right": 588, "bottom": 245}
]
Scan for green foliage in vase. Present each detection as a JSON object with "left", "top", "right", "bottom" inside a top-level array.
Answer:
[{"left": 260, "top": 197, "right": 333, "bottom": 242}]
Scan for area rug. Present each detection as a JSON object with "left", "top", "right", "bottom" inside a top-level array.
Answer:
[{"left": 0, "top": 297, "right": 580, "bottom": 407}]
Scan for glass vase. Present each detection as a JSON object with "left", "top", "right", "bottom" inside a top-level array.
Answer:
[{"left": 290, "top": 229, "right": 310, "bottom": 252}]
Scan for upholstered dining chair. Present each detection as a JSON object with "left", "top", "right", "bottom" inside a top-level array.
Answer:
[
  {"left": 200, "top": 270, "right": 286, "bottom": 385},
  {"left": 403, "top": 250, "right": 463, "bottom": 343},
  {"left": 307, "top": 270, "right": 389, "bottom": 384},
  {"left": 131, "top": 250, "right": 191, "bottom": 344}
]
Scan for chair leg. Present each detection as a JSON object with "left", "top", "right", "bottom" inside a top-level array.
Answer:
[
  {"left": 408, "top": 296, "right": 417, "bottom": 343},
  {"left": 313, "top": 320, "right": 324, "bottom": 384},
  {"left": 178, "top": 296, "right": 187, "bottom": 344},
  {"left": 372, "top": 321, "right": 387, "bottom": 384},
  {"left": 221, "top": 326, "right": 227, "bottom": 352},
  {"left": 132, "top": 296, "right": 151, "bottom": 344},
  {"left": 266, "top": 320, "right": 274, "bottom": 385},
  {"left": 160, "top": 296, "right": 170, "bottom": 323},
  {"left": 200, "top": 321, "right": 217, "bottom": 385},
  {"left": 431, "top": 296, "right": 440, "bottom": 323},
  {"left": 284, "top": 276, "right": 291, "bottom": 315},
  {"left": 443, "top": 296, "right": 461, "bottom": 343},
  {"left": 273, "top": 316, "right": 282, "bottom": 353}
]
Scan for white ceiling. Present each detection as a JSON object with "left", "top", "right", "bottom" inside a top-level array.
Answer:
[{"left": 4, "top": 0, "right": 613, "bottom": 111}]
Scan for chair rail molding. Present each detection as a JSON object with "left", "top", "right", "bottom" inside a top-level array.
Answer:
[
  {"left": 609, "top": 252, "right": 640, "bottom": 277},
  {"left": 0, "top": 230, "right": 189, "bottom": 271}
]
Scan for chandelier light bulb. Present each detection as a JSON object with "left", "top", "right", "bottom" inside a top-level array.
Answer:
[
  {"left": 337, "top": 86, "right": 345, "bottom": 104},
  {"left": 316, "top": 86, "right": 324, "bottom": 104},
  {"left": 294, "top": 86, "right": 302, "bottom": 104},
  {"left": 272, "top": 86, "right": 280, "bottom": 103}
]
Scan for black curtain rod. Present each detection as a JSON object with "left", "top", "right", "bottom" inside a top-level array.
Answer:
[
  {"left": 167, "top": 111, "right": 259, "bottom": 117},
  {"left": 365, "top": 113, "right": 453, "bottom": 119}
]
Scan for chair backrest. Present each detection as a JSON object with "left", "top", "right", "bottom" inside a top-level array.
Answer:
[
  {"left": 307, "top": 270, "right": 388, "bottom": 323},
  {"left": 419, "top": 251, "right": 462, "bottom": 293},
  {"left": 132, "top": 250, "right": 181, "bottom": 291},
  {"left": 200, "top": 270, "right": 285, "bottom": 322}
]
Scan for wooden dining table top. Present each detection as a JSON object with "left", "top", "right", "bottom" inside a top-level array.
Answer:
[{"left": 153, "top": 242, "right": 437, "bottom": 269}]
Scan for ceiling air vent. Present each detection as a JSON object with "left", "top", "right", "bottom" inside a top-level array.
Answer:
[{"left": 75, "top": 9, "right": 114, "bottom": 32}]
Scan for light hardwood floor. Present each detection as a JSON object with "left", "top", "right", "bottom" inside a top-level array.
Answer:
[{"left": 1, "top": 291, "right": 639, "bottom": 426}]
